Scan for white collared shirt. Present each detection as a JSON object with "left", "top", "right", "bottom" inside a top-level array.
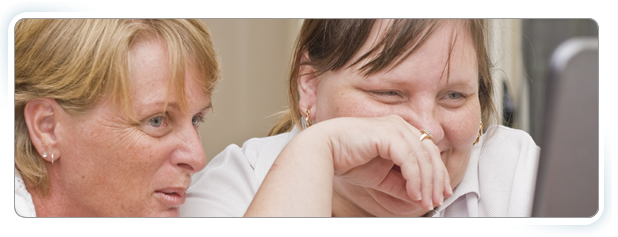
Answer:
[
  {"left": 15, "top": 169, "right": 37, "bottom": 217},
  {"left": 180, "top": 125, "right": 540, "bottom": 217},
  {"left": 432, "top": 126, "right": 540, "bottom": 217}
]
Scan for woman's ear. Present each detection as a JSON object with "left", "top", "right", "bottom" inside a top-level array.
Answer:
[
  {"left": 297, "top": 52, "right": 319, "bottom": 120},
  {"left": 24, "top": 98, "right": 62, "bottom": 163}
]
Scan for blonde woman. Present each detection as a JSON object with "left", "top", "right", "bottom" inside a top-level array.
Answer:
[
  {"left": 15, "top": 19, "right": 220, "bottom": 217},
  {"left": 182, "top": 19, "right": 539, "bottom": 217}
]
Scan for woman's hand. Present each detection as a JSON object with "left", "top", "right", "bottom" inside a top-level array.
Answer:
[
  {"left": 325, "top": 115, "right": 452, "bottom": 212},
  {"left": 245, "top": 115, "right": 452, "bottom": 216}
]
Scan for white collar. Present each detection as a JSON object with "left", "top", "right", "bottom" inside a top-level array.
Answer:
[{"left": 15, "top": 169, "right": 37, "bottom": 217}]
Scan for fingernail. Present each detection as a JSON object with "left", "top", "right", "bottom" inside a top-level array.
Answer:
[
  {"left": 416, "top": 192, "right": 422, "bottom": 201},
  {"left": 429, "top": 201, "right": 434, "bottom": 210}
]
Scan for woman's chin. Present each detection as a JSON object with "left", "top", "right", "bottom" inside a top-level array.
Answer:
[
  {"left": 367, "top": 189, "right": 425, "bottom": 217},
  {"left": 140, "top": 207, "right": 180, "bottom": 217},
  {"left": 157, "top": 208, "right": 180, "bottom": 217}
]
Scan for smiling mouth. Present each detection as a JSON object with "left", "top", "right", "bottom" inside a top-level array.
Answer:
[{"left": 157, "top": 191, "right": 183, "bottom": 196}]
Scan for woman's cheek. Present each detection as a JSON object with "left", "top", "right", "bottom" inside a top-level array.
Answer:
[{"left": 445, "top": 109, "right": 480, "bottom": 148}]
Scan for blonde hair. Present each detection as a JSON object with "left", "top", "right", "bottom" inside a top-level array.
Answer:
[
  {"left": 269, "top": 19, "right": 496, "bottom": 135},
  {"left": 15, "top": 19, "right": 221, "bottom": 194}
]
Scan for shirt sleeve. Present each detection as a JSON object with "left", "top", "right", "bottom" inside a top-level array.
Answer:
[{"left": 180, "top": 144, "right": 261, "bottom": 217}]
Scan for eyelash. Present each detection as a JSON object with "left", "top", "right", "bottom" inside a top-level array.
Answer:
[
  {"left": 146, "top": 113, "right": 205, "bottom": 129},
  {"left": 373, "top": 91, "right": 401, "bottom": 97},
  {"left": 373, "top": 90, "right": 466, "bottom": 99}
]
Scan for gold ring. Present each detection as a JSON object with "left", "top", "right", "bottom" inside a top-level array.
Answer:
[{"left": 419, "top": 129, "right": 433, "bottom": 141}]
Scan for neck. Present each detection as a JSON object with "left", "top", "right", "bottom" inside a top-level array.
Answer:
[
  {"left": 26, "top": 182, "right": 61, "bottom": 217},
  {"left": 26, "top": 168, "right": 87, "bottom": 217}
]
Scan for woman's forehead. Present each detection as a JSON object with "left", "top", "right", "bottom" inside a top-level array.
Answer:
[
  {"left": 350, "top": 20, "right": 477, "bottom": 79},
  {"left": 126, "top": 37, "right": 208, "bottom": 116}
]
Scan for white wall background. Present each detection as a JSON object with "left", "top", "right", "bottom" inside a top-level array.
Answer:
[{"left": 199, "top": 19, "right": 302, "bottom": 161}]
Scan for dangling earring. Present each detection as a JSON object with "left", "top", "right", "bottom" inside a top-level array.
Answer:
[
  {"left": 473, "top": 121, "right": 483, "bottom": 145},
  {"left": 304, "top": 106, "right": 313, "bottom": 128},
  {"left": 51, "top": 153, "right": 54, "bottom": 164}
]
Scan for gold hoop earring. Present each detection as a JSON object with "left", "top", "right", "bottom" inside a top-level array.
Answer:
[
  {"left": 473, "top": 121, "right": 483, "bottom": 145},
  {"left": 305, "top": 107, "right": 313, "bottom": 128}
]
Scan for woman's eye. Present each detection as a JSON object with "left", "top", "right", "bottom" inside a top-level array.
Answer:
[
  {"left": 150, "top": 116, "right": 164, "bottom": 127},
  {"left": 140, "top": 114, "right": 171, "bottom": 137},
  {"left": 370, "top": 90, "right": 406, "bottom": 104},
  {"left": 447, "top": 93, "right": 462, "bottom": 99},
  {"left": 375, "top": 91, "right": 400, "bottom": 96},
  {"left": 192, "top": 115, "right": 204, "bottom": 126}
]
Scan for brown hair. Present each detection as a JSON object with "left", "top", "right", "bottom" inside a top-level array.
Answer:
[
  {"left": 15, "top": 19, "right": 220, "bottom": 194},
  {"left": 269, "top": 19, "right": 496, "bottom": 135}
]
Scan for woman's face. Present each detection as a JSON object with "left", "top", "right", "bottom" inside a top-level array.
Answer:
[
  {"left": 306, "top": 21, "right": 481, "bottom": 216},
  {"left": 55, "top": 38, "right": 210, "bottom": 216}
]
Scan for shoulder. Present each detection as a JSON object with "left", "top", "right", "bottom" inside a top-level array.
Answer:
[
  {"left": 195, "top": 130, "right": 295, "bottom": 181},
  {"left": 475, "top": 125, "right": 540, "bottom": 216},
  {"left": 181, "top": 130, "right": 297, "bottom": 217},
  {"left": 482, "top": 125, "right": 538, "bottom": 150},
  {"left": 477, "top": 125, "right": 539, "bottom": 176},
  {"left": 15, "top": 170, "right": 36, "bottom": 217},
  {"left": 242, "top": 131, "right": 297, "bottom": 182},
  {"left": 238, "top": 131, "right": 296, "bottom": 170},
  {"left": 478, "top": 125, "right": 539, "bottom": 165}
]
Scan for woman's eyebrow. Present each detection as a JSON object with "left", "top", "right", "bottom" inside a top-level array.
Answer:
[
  {"left": 361, "top": 73, "right": 409, "bottom": 85},
  {"left": 199, "top": 103, "right": 213, "bottom": 113},
  {"left": 133, "top": 101, "right": 181, "bottom": 116},
  {"left": 444, "top": 79, "right": 478, "bottom": 91}
]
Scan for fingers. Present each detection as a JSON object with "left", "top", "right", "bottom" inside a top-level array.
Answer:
[
  {"left": 400, "top": 157, "right": 423, "bottom": 202},
  {"left": 327, "top": 115, "right": 451, "bottom": 212},
  {"left": 386, "top": 115, "right": 449, "bottom": 211},
  {"left": 443, "top": 162, "right": 453, "bottom": 198},
  {"left": 372, "top": 121, "right": 423, "bottom": 202},
  {"left": 384, "top": 127, "right": 433, "bottom": 210},
  {"left": 415, "top": 143, "right": 435, "bottom": 210},
  {"left": 426, "top": 142, "right": 445, "bottom": 208}
]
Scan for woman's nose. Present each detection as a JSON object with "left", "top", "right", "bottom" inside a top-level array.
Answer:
[
  {"left": 171, "top": 123, "right": 207, "bottom": 174},
  {"left": 400, "top": 103, "right": 444, "bottom": 143},
  {"left": 413, "top": 118, "right": 443, "bottom": 143}
]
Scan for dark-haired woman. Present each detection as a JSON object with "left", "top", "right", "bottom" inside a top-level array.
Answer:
[{"left": 181, "top": 19, "right": 539, "bottom": 217}]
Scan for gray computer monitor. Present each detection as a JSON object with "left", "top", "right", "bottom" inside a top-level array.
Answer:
[{"left": 531, "top": 37, "right": 599, "bottom": 217}]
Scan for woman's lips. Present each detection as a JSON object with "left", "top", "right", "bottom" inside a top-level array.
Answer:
[{"left": 154, "top": 188, "right": 187, "bottom": 207}]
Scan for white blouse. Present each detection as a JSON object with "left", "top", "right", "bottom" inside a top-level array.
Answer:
[
  {"left": 180, "top": 125, "right": 540, "bottom": 217},
  {"left": 15, "top": 169, "right": 36, "bottom": 217}
]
